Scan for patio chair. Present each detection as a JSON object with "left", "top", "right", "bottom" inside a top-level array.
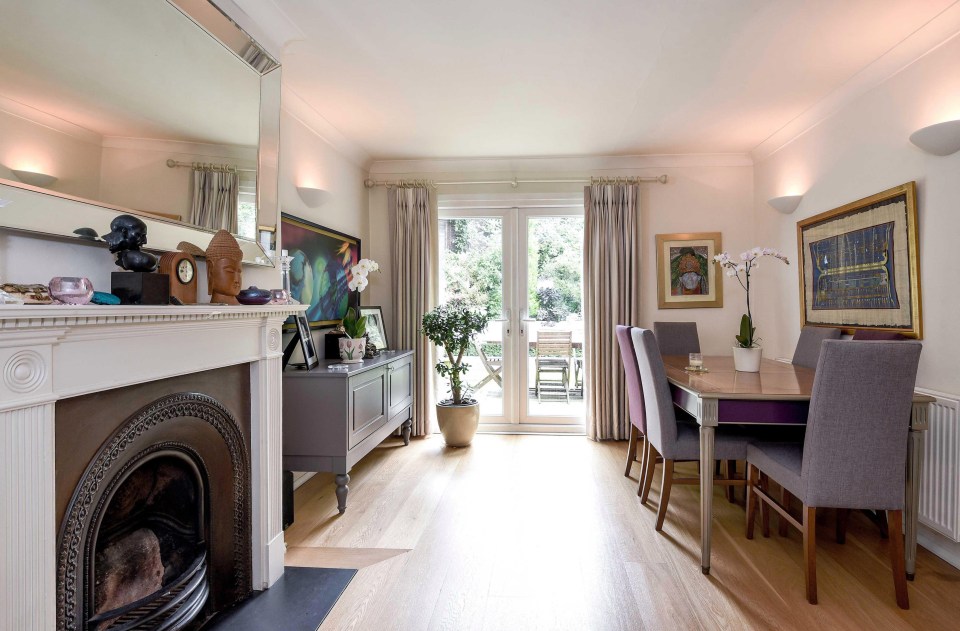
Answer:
[
  {"left": 471, "top": 340, "right": 503, "bottom": 390},
  {"left": 534, "top": 329, "right": 573, "bottom": 403}
]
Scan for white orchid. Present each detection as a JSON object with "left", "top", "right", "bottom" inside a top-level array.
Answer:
[
  {"left": 712, "top": 247, "right": 790, "bottom": 348},
  {"left": 348, "top": 258, "right": 380, "bottom": 293},
  {"left": 348, "top": 274, "right": 369, "bottom": 292}
]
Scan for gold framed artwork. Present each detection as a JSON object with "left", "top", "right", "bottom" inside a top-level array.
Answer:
[
  {"left": 655, "top": 232, "right": 723, "bottom": 309},
  {"left": 796, "top": 182, "right": 922, "bottom": 338}
]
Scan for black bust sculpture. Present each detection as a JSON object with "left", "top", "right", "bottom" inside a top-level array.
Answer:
[{"left": 102, "top": 215, "right": 158, "bottom": 272}]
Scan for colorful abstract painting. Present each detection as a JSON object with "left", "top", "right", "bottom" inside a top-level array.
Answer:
[{"left": 280, "top": 214, "right": 360, "bottom": 327}]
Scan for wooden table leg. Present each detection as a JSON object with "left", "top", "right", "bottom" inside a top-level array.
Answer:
[
  {"left": 905, "top": 401, "right": 928, "bottom": 580},
  {"left": 700, "top": 424, "right": 715, "bottom": 575}
]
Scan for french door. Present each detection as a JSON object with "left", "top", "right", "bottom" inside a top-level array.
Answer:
[{"left": 438, "top": 201, "right": 585, "bottom": 433}]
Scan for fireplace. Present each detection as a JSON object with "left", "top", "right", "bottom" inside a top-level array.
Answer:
[
  {"left": 55, "top": 369, "right": 253, "bottom": 631},
  {"left": 1, "top": 304, "right": 299, "bottom": 630}
]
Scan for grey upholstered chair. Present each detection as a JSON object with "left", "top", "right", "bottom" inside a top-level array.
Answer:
[
  {"left": 791, "top": 326, "right": 842, "bottom": 369},
  {"left": 631, "top": 328, "right": 752, "bottom": 532},
  {"left": 616, "top": 326, "right": 648, "bottom": 484},
  {"left": 652, "top": 321, "right": 701, "bottom": 357},
  {"left": 745, "top": 340, "right": 922, "bottom": 609}
]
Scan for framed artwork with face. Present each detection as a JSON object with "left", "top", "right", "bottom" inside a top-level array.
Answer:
[{"left": 655, "top": 232, "right": 724, "bottom": 309}]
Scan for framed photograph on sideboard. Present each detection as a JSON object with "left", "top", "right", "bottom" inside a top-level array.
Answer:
[{"left": 360, "top": 306, "right": 388, "bottom": 350}]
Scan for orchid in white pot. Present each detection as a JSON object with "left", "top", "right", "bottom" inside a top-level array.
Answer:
[
  {"left": 338, "top": 258, "right": 380, "bottom": 363},
  {"left": 714, "top": 247, "right": 789, "bottom": 371}
]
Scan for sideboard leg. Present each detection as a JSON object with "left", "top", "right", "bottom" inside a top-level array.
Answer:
[
  {"left": 335, "top": 474, "right": 350, "bottom": 514},
  {"left": 402, "top": 419, "right": 412, "bottom": 446}
]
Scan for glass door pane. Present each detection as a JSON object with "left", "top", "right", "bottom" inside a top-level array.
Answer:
[
  {"left": 520, "top": 213, "right": 585, "bottom": 424},
  {"left": 438, "top": 214, "right": 511, "bottom": 422}
]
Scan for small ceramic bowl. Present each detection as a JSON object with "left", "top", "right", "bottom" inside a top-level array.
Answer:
[
  {"left": 237, "top": 286, "right": 272, "bottom": 305},
  {"left": 269, "top": 289, "right": 289, "bottom": 304},
  {"left": 49, "top": 277, "right": 94, "bottom": 305}
]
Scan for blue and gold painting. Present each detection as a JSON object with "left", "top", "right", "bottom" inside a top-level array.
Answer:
[
  {"left": 809, "top": 221, "right": 899, "bottom": 311},
  {"left": 280, "top": 214, "right": 360, "bottom": 327}
]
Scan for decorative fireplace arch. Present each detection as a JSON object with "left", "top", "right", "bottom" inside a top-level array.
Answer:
[{"left": 56, "top": 392, "right": 252, "bottom": 631}]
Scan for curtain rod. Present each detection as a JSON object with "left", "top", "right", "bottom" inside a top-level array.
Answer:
[
  {"left": 166, "top": 159, "right": 256, "bottom": 173},
  {"left": 362, "top": 175, "right": 668, "bottom": 189}
]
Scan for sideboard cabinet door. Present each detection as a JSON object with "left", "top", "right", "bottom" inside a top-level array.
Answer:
[
  {"left": 348, "top": 367, "right": 387, "bottom": 449},
  {"left": 387, "top": 354, "right": 414, "bottom": 420}
]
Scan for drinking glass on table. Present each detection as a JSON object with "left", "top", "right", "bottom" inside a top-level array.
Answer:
[{"left": 689, "top": 353, "right": 704, "bottom": 370}]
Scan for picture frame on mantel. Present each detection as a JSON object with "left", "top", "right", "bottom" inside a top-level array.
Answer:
[
  {"left": 655, "top": 232, "right": 724, "bottom": 309},
  {"left": 796, "top": 181, "right": 922, "bottom": 338}
]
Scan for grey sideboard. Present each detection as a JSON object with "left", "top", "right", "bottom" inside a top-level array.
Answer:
[{"left": 282, "top": 350, "right": 414, "bottom": 513}]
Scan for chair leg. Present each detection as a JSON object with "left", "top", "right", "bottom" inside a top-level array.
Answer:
[
  {"left": 640, "top": 443, "right": 658, "bottom": 503},
  {"left": 887, "top": 509, "right": 909, "bottom": 609},
  {"left": 759, "top": 473, "right": 771, "bottom": 538},
  {"left": 836, "top": 508, "right": 850, "bottom": 544},
  {"left": 636, "top": 437, "right": 649, "bottom": 495},
  {"left": 655, "top": 460, "right": 674, "bottom": 532},
  {"left": 726, "top": 460, "right": 737, "bottom": 503},
  {"left": 803, "top": 506, "right": 818, "bottom": 605},
  {"left": 624, "top": 425, "right": 639, "bottom": 477},
  {"left": 779, "top": 488, "right": 792, "bottom": 537},
  {"left": 745, "top": 463, "right": 759, "bottom": 540}
]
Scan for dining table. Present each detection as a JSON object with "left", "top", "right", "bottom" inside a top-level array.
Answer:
[{"left": 663, "top": 355, "right": 935, "bottom": 578}]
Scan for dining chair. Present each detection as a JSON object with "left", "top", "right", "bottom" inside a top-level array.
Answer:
[
  {"left": 791, "top": 326, "right": 842, "bottom": 369},
  {"left": 616, "top": 325, "right": 648, "bottom": 483},
  {"left": 631, "top": 328, "right": 753, "bottom": 532},
  {"left": 652, "top": 321, "right": 701, "bottom": 357},
  {"left": 852, "top": 329, "right": 907, "bottom": 340},
  {"left": 534, "top": 329, "right": 573, "bottom": 402},
  {"left": 745, "top": 340, "right": 922, "bottom": 608}
]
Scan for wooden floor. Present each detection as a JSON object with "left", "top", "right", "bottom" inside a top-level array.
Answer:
[{"left": 284, "top": 435, "right": 960, "bottom": 630}]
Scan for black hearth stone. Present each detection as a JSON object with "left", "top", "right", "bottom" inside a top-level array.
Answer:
[{"left": 203, "top": 566, "right": 356, "bottom": 631}]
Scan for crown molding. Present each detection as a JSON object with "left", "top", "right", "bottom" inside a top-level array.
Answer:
[
  {"left": 0, "top": 95, "right": 102, "bottom": 146},
  {"left": 751, "top": 1, "right": 960, "bottom": 162},
  {"left": 100, "top": 136, "right": 257, "bottom": 161},
  {"left": 282, "top": 87, "right": 372, "bottom": 168},
  {"left": 367, "top": 153, "right": 752, "bottom": 176}
]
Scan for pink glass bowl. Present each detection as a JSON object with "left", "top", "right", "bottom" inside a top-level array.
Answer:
[{"left": 49, "top": 277, "right": 94, "bottom": 305}]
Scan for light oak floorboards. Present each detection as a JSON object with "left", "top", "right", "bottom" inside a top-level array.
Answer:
[{"left": 285, "top": 435, "right": 960, "bottom": 631}]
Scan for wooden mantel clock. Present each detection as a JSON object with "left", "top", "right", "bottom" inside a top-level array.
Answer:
[{"left": 158, "top": 250, "right": 198, "bottom": 304}]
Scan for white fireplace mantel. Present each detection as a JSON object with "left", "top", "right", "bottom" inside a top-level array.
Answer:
[{"left": 0, "top": 303, "right": 305, "bottom": 631}]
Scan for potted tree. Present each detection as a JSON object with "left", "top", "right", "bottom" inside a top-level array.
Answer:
[{"left": 421, "top": 300, "right": 490, "bottom": 447}]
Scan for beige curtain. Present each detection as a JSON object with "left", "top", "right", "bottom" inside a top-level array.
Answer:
[
  {"left": 190, "top": 168, "right": 239, "bottom": 232},
  {"left": 388, "top": 186, "right": 439, "bottom": 437},
  {"left": 584, "top": 183, "right": 642, "bottom": 440}
]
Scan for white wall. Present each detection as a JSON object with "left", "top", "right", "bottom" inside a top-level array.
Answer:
[
  {"left": 0, "top": 108, "right": 102, "bottom": 200},
  {"left": 752, "top": 33, "right": 960, "bottom": 395},
  {"left": 366, "top": 156, "right": 755, "bottom": 355}
]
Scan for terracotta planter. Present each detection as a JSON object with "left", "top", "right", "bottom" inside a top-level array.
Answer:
[
  {"left": 338, "top": 337, "right": 366, "bottom": 363},
  {"left": 436, "top": 402, "right": 480, "bottom": 447},
  {"left": 733, "top": 346, "right": 762, "bottom": 372}
]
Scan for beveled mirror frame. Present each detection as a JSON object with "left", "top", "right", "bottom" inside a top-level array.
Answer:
[{"left": 0, "top": 0, "right": 281, "bottom": 267}]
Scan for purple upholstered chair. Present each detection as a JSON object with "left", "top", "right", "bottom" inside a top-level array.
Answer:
[
  {"left": 632, "top": 328, "right": 755, "bottom": 532},
  {"left": 745, "top": 340, "right": 922, "bottom": 608},
  {"left": 791, "top": 326, "right": 842, "bottom": 369},
  {"left": 616, "top": 326, "right": 648, "bottom": 484},
  {"left": 652, "top": 321, "right": 701, "bottom": 357}
]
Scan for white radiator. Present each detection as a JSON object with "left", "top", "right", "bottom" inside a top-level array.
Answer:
[{"left": 918, "top": 388, "right": 960, "bottom": 542}]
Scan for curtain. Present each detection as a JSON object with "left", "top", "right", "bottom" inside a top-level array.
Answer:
[
  {"left": 584, "top": 183, "right": 642, "bottom": 440},
  {"left": 190, "top": 168, "right": 239, "bottom": 233},
  {"left": 388, "top": 186, "right": 438, "bottom": 437}
]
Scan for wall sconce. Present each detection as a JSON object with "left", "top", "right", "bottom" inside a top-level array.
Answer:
[
  {"left": 767, "top": 194, "right": 803, "bottom": 214},
  {"left": 909, "top": 120, "right": 960, "bottom": 156},
  {"left": 8, "top": 168, "right": 58, "bottom": 188},
  {"left": 296, "top": 186, "right": 330, "bottom": 208}
]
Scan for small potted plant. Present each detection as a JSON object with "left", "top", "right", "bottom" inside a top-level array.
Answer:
[
  {"left": 420, "top": 300, "right": 490, "bottom": 447},
  {"left": 338, "top": 259, "right": 379, "bottom": 363},
  {"left": 714, "top": 247, "right": 789, "bottom": 372}
]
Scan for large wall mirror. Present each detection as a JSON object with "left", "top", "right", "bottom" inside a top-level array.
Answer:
[{"left": 0, "top": 0, "right": 280, "bottom": 265}]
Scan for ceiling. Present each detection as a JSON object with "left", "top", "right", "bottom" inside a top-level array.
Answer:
[{"left": 269, "top": 0, "right": 957, "bottom": 161}]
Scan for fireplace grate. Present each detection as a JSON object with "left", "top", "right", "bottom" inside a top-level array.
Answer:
[{"left": 88, "top": 550, "right": 208, "bottom": 631}]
